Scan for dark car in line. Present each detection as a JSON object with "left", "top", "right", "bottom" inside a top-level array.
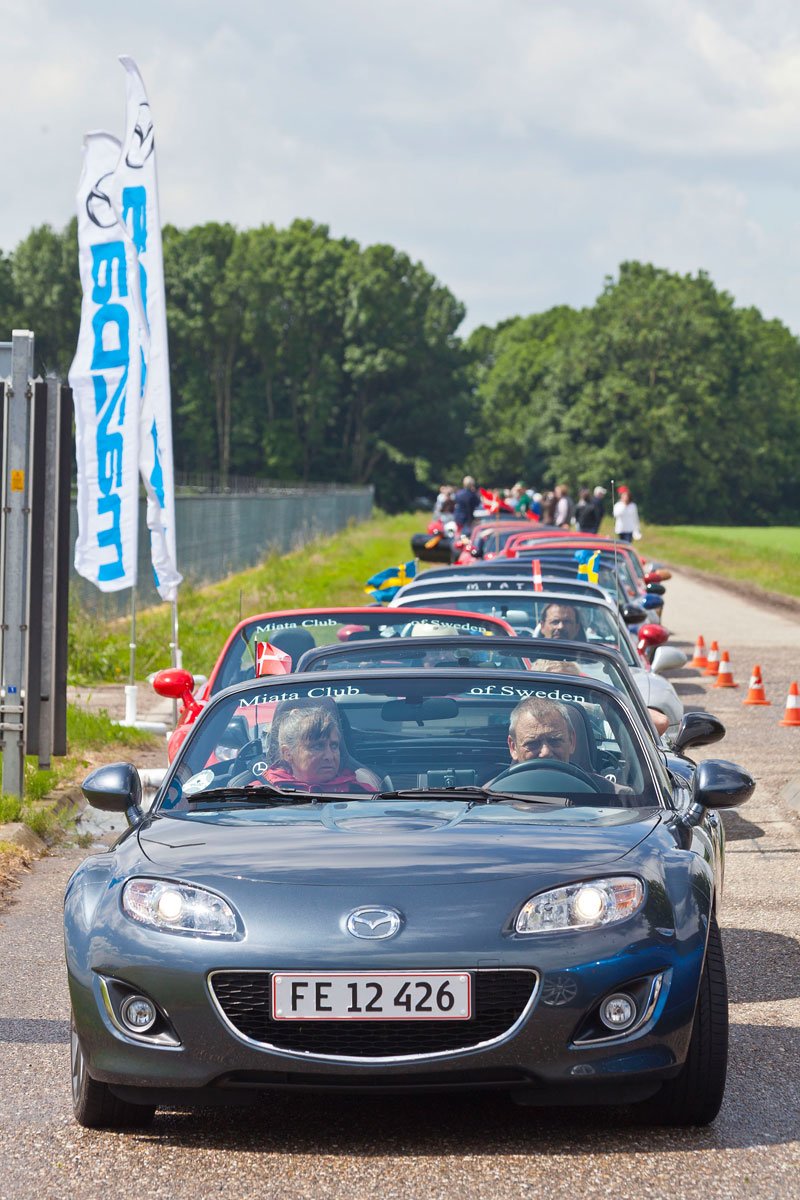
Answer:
[{"left": 67, "top": 667, "right": 753, "bottom": 1129}]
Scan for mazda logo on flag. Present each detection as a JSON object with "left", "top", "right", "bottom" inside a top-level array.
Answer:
[{"left": 346, "top": 907, "right": 403, "bottom": 939}]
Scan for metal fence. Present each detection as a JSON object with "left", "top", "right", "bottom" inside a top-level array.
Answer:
[{"left": 69, "top": 484, "right": 374, "bottom": 619}]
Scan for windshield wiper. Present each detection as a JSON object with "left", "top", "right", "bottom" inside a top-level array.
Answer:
[
  {"left": 186, "top": 784, "right": 315, "bottom": 805},
  {"left": 372, "top": 786, "right": 556, "bottom": 806}
]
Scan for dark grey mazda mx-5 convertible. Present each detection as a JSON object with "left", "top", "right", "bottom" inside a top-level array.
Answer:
[{"left": 65, "top": 667, "right": 754, "bottom": 1129}]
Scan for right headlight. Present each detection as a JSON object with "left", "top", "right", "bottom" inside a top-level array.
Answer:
[
  {"left": 122, "top": 878, "right": 240, "bottom": 938},
  {"left": 515, "top": 876, "right": 644, "bottom": 934}
]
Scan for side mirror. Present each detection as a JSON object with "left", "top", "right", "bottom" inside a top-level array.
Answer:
[
  {"left": 646, "top": 581, "right": 666, "bottom": 596},
  {"left": 637, "top": 623, "right": 670, "bottom": 656},
  {"left": 651, "top": 645, "right": 688, "bottom": 675},
  {"left": 621, "top": 604, "right": 648, "bottom": 626},
  {"left": 82, "top": 762, "right": 144, "bottom": 825},
  {"left": 672, "top": 710, "right": 726, "bottom": 753},
  {"left": 643, "top": 594, "right": 664, "bottom": 610},
  {"left": 691, "top": 759, "right": 755, "bottom": 810},
  {"left": 152, "top": 668, "right": 202, "bottom": 719}
]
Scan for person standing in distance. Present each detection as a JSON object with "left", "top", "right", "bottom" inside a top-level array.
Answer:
[
  {"left": 578, "top": 486, "right": 607, "bottom": 534},
  {"left": 613, "top": 485, "right": 641, "bottom": 544},
  {"left": 453, "top": 475, "right": 480, "bottom": 535}
]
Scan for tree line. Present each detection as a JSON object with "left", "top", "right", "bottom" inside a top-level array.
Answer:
[{"left": 1, "top": 221, "right": 798, "bottom": 521}]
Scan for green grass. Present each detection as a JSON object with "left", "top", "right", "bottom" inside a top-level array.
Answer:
[
  {"left": 65, "top": 704, "right": 158, "bottom": 750},
  {"left": 69, "top": 512, "right": 424, "bottom": 683},
  {"left": 640, "top": 525, "right": 800, "bottom": 598},
  {"left": 0, "top": 704, "right": 160, "bottom": 838}
]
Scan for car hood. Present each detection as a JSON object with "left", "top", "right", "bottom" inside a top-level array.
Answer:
[{"left": 137, "top": 801, "right": 661, "bottom": 885}]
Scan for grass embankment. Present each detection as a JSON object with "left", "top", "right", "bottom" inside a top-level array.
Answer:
[
  {"left": 640, "top": 525, "right": 800, "bottom": 600},
  {"left": 70, "top": 511, "right": 424, "bottom": 683},
  {"left": 0, "top": 707, "right": 157, "bottom": 896}
]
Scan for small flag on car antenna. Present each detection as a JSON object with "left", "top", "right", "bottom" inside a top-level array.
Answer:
[
  {"left": 364, "top": 560, "right": 417, "bottom": 604},
  {"left": 575, "top": 549, "right": 600, "bottom": 585}
]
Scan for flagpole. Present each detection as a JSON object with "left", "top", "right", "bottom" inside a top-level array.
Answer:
[
  {"left": 610, "top": 478, "right": 623, "bottom": 658},
  {"left": 124, "top": 588, "right": 138, "bottom": 725},
  {"left": 170, "top": 598, "right": 182, "bottom": 669}
]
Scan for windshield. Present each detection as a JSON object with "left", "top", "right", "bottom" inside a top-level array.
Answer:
[
  {"left": 211, "top": 609, "right": 510, "bottom": 693},
  {"left": 397, "top": 573, "right": 611, "bottom": 603},
  {"left": 392, "top": 595, "right": 638, "bottom": 666},
  {"left": 295, "top": 639, "right": 642, "bottom": 706},
  {"left": 160, "top": 671, "right": 663, "bottom": 812}
]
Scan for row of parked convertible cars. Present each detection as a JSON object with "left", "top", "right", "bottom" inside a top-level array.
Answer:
[{"left": 66, "top": 514, "right": 755, "bottom": 1130}]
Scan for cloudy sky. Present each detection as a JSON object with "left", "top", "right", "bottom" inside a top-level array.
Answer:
[{"left": 4, "top": 0, "right": 800, "bottom": 332}]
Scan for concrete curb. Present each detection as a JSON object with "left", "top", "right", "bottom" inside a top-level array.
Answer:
[{"left": 0, "top": 822, "right": 46, "bottom": 855}]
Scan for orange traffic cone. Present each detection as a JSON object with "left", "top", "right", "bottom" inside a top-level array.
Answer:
[
  {"left": 713, "top": 651, "right": 738, "bottom": 688},
  {"left": 743, "top": 665, "right": 770, "bottom": 706},
  {"left": 779, "top": 682, "right": 800, "bottom": 727},
  {"left": 691, "top": 635, "right": 708, "bottom": 669},
  {"left": 703, "top": 641, "right": 720, "bottom": 676}
]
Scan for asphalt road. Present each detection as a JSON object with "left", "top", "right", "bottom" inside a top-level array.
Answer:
[{"left": 1, "top": 571, "right": 798, "bottom": 1200}]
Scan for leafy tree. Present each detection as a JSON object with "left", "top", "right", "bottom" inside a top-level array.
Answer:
[
  {"left": 230, "top": 221, "right": 359, "bottom": 481},
  {"left": 10, "top": 221, "right": 81, "bottom": 376},
  {"left": 341, "top": 243, "right": 470, "bottom": 506},
  {"left": 539, "top": 264, "right": 770, "bottom": 520},
  {"left": 466, "top": 306, "right": 579, "bottom": 486},
  {"left": 163, "top": 222, "right": 241, "bottom": 482},
  {"left": 0, "top": 251, "right": 18, "bottom": 340}
]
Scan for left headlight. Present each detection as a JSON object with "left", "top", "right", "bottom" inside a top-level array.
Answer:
[
  {"left": 122, "top": 878, "right": 240, "bottom": 938},
  {"left": 515, "top": 877, "right": 644, "bottom": 934}
]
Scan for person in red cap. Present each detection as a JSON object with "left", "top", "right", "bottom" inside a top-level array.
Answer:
[{"left": 613, "top": 485, "right": 641, "bottom": 543}]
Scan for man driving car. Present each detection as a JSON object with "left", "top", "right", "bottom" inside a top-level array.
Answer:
[
  {"left": 505, "top": 697, "right": 622, "bottom": 794},
  {"left": 540, "top": 603, "right": 582, "bottom": 641},
  {"left": 507, "top": 697, "right": 576, "bottom": 763}
]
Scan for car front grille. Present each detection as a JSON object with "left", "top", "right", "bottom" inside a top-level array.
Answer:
[{"left": 209, "top": 969, "right": 538, "bottom": 1060}]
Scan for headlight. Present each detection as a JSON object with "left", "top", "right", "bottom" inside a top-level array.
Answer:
[
  {"left": 515, "top": 877, "right": 644, "bottom": 934},
  {"left": 122, "top": 878, "right": 240, "bottom": 938}
]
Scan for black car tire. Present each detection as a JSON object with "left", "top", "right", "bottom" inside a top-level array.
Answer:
[
  {"left": 639, "top": 914, "right": 728, "bottom": 1126},
  {"left": 71, "top": 1012, "right": 156, "bottom": 1129}
]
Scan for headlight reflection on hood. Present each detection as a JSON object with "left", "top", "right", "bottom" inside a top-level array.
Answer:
[
  {"left": 515, "top": 877, "right": 644, "bottom": 934},
  {"left": 122, "top": 878, "right": 240, "bottom": 938}
]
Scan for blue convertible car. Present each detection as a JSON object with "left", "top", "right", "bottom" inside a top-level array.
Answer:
[{"left": 66, "top": 667, "right": 754, "bottom": 1129}]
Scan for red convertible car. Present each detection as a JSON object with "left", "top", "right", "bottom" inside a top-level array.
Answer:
[{"left": 153, "top": 606, "right": 515, "bottom": 760}]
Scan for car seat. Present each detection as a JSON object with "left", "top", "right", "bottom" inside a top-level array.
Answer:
[
  {"left": 564, "top": 703, "right": 596, "bottom": 773},
  {"left": 268, "top": 626, "right": 317, "bottom": 668}
]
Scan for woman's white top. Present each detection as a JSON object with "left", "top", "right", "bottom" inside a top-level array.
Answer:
[{"left": 613, "top": 499, "right": 641, "bottom": 536}]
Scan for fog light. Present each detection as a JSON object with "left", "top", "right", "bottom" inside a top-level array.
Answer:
[
  {"left": 120, "top": 995, "right": 157, "bottom": 1032},
  {"left": 599, "top": 993, "right": 636, "bottom": 1031}
]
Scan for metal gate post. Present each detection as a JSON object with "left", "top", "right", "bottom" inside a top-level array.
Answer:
[
  {"left": 0, "top": 330, "right": 34, "bottom": 796},
  {"left": 33, "top": 376, "right": 63, "bottom": 768}
]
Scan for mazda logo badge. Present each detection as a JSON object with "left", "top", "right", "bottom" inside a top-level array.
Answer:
[{"left": 346, "top": 906, "right": 402, "bottom": 939}]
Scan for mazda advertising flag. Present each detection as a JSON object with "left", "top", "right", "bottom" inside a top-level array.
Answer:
[
  {"left": 70, "top": 131, "right": 142, "bottom": 592},
  {"left": 108, "top": 56, "right": 182, "bottom": 602}
]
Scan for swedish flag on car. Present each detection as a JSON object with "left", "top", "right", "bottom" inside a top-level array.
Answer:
[
  {"left": 574, "top": 549, "right": 600, "bottom": 585},
  {"left": 364, "top": 560, "right": 417, "bottom": 604}
]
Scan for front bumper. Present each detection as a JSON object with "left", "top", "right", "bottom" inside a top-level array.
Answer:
[{"left": 67, "top": 918, "right": 703, "bottom": 1106}]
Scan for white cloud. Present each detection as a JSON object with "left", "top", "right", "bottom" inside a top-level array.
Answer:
[{"left": 2, "top": 0, "right": 800, "bottom": 332}]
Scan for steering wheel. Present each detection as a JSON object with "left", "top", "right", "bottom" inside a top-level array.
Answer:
[
  {"left": 487, "top": 759, "right": 604, "bottom": 795},
  {"left": 225, "top": 739, "right": 267, "bottom": 788}
]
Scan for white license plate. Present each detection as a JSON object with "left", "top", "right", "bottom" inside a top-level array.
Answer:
[{"left": 271, "top": 972, "right": 472, "bottom": 1020}]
